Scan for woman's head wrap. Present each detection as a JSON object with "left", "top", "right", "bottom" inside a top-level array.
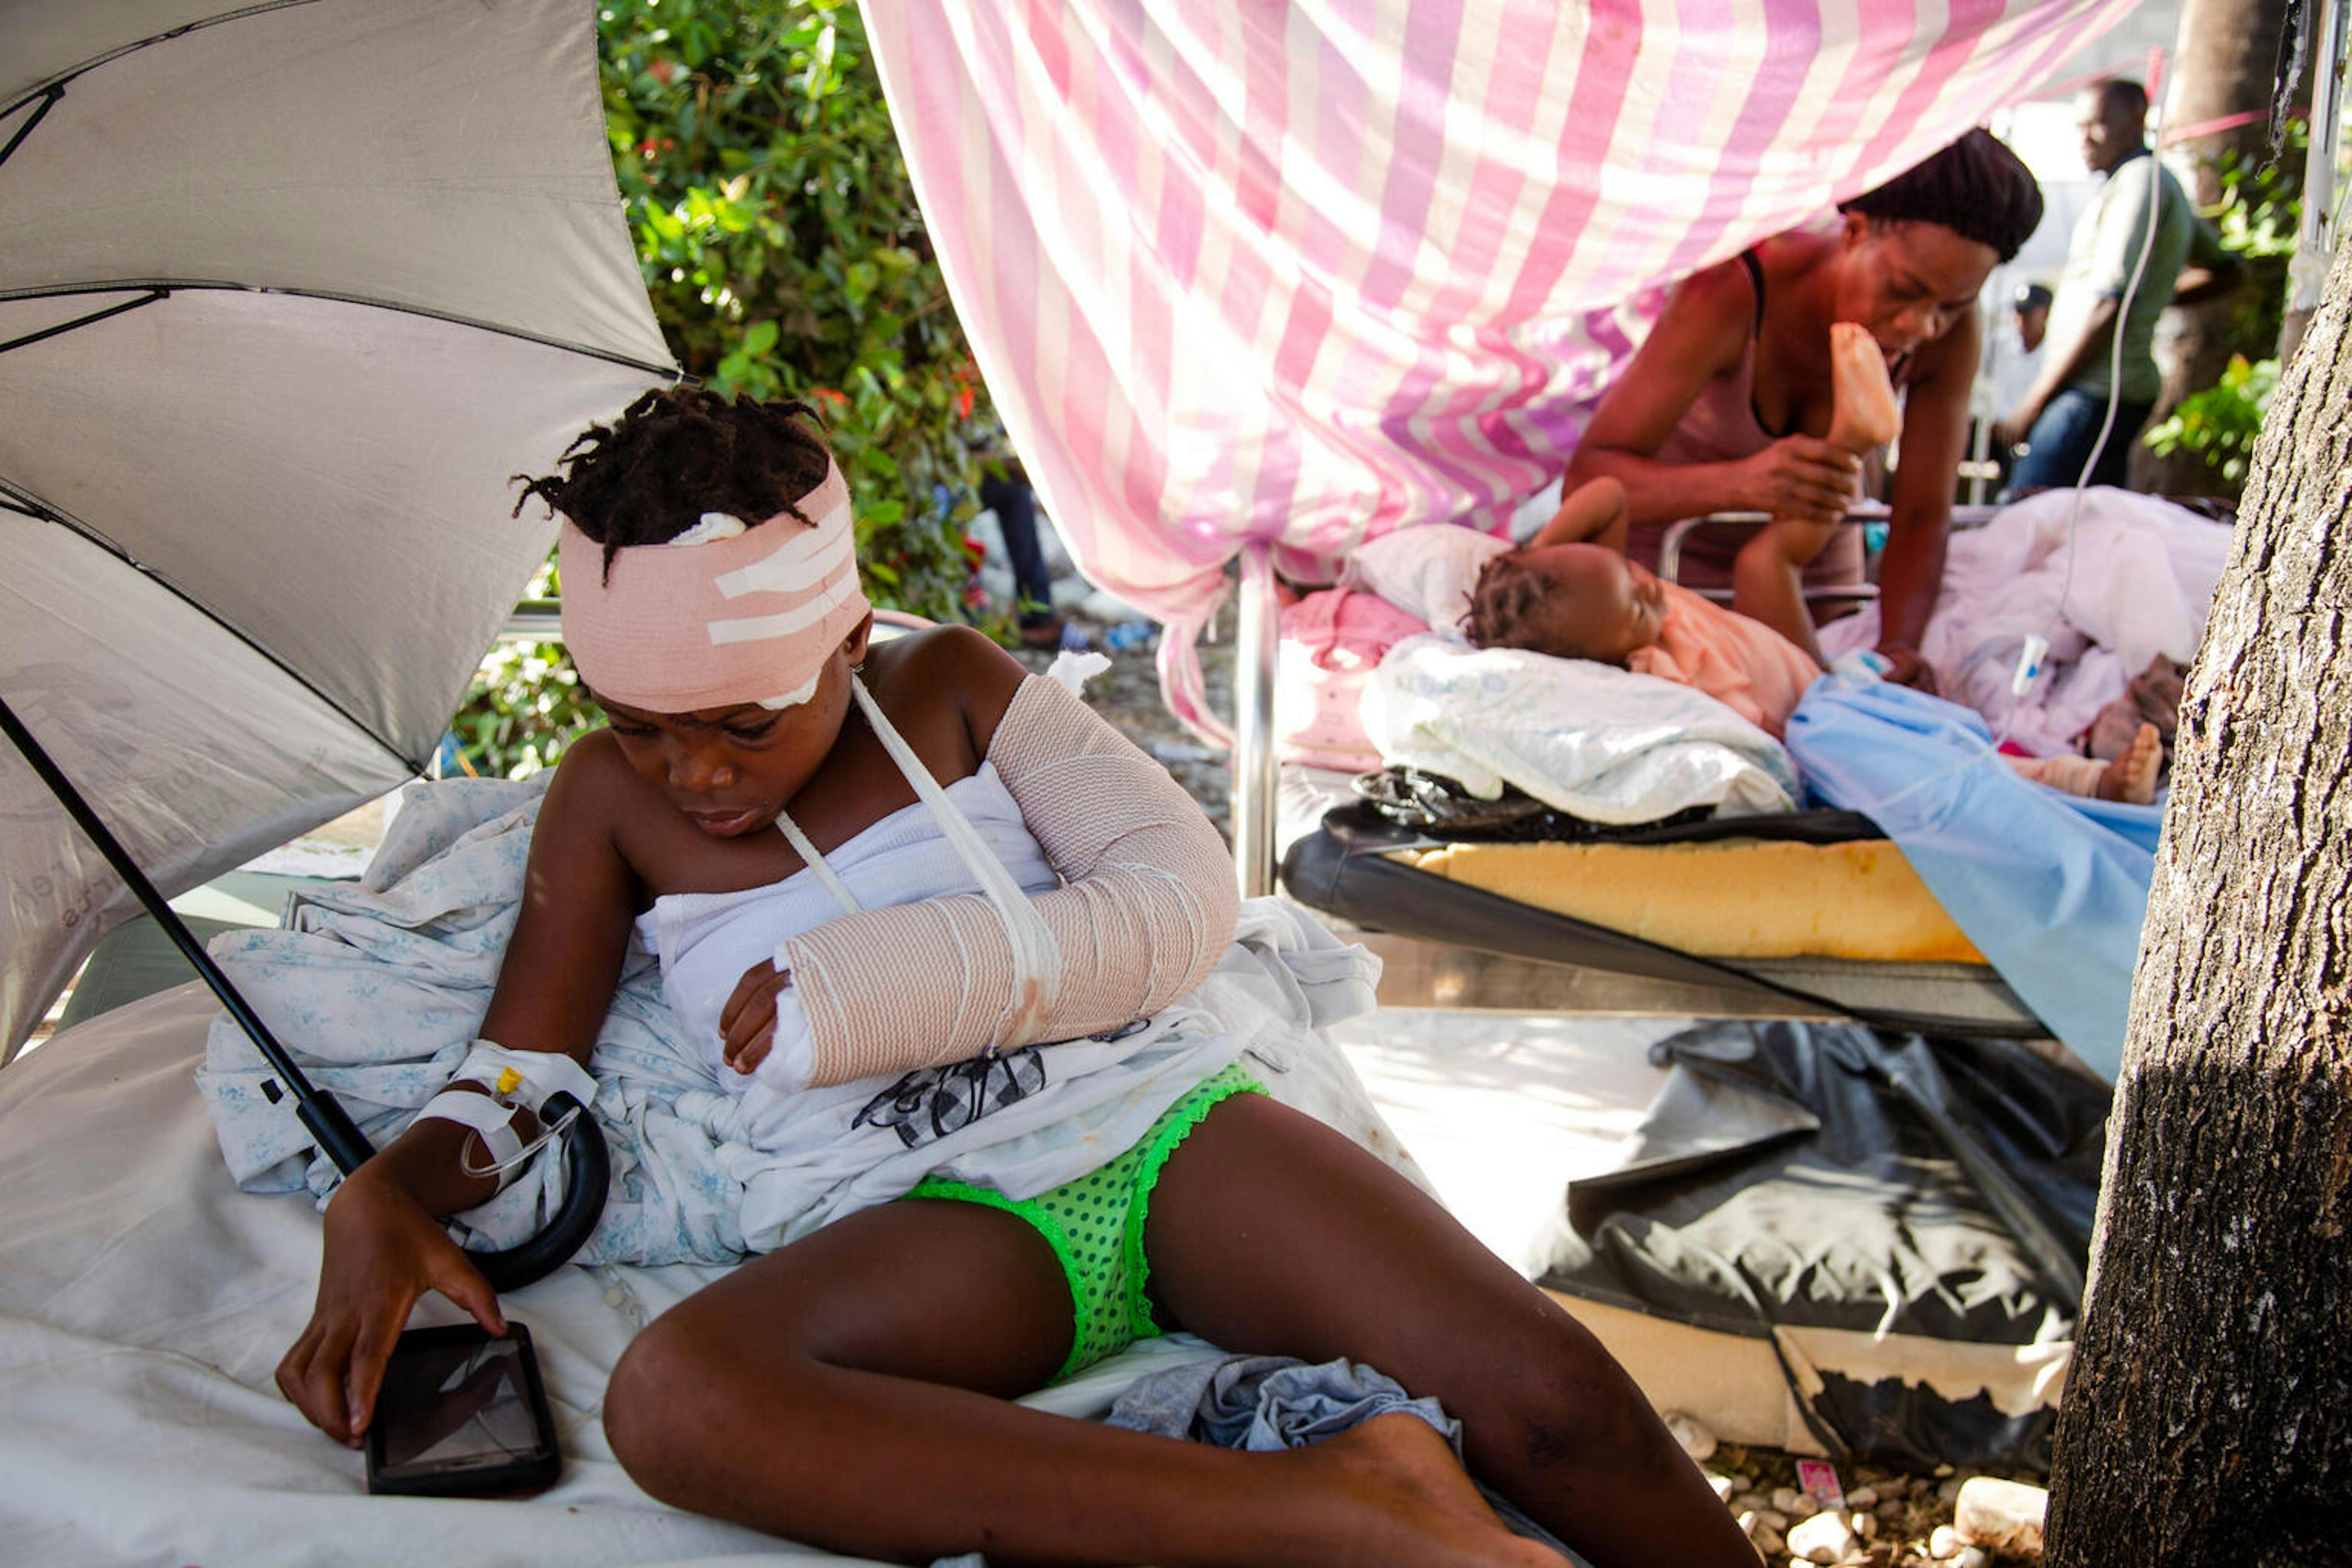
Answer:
[
  {"left": 1839, "top": 128, "right": 2044, "bottom": 263},
  {"left": 557, "top": 457, "right": 870, "bottom": 713}
]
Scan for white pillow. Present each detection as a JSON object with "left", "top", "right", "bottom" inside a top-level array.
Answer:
[
  {"left": 1362, "top": 633, "right": 1800, "bottom": 823},
  {"left": 1341, "top": 524, "right": 1513, "bottom": 634}
]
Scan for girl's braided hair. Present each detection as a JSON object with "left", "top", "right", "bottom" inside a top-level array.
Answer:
[{"left": 513, "top": 387, "right": 835, "bottom": 582}]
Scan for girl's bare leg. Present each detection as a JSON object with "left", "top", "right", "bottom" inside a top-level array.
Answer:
[
  {"left": 603, "top": 1195, "right": 1559, "bottom": 1567},
  {"left": 1142, "top": 1094, "right": 1759, "bottom": 1568}
]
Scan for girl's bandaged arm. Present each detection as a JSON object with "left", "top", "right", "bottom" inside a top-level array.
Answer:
[{"left": 779, "top": 674, "right": 1241, "bottom": 1087}]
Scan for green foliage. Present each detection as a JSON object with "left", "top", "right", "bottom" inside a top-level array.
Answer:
[
  {"left": 2209, "top": 121, "right": 2305, "bottom": 265},
  {"left": 449, "top": 560, "right": 606, "bottom": 781},
  {"left": 453, "top": 0, "right": 1002, "bottom": 778},
  {"left": 2204, "top": 120, "right": 2305, "bottom": 365},
  {"left": 600, "top": 0, "right": 990, "bottom": 621},
  {"left": 2142, "top": 354, "right": 2278, "bottom": 486},
  {"left": 455, "top": 640, "right": 606, "bottom": 781}
]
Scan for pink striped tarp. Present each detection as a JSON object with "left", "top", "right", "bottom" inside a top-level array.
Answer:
[{"left": 861, "top": 0, "right": 2130, "bottom": 742}]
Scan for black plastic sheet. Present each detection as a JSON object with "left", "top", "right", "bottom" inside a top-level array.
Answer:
[{"left": 1536, "top": 1019, "right": 2109, "bottom": 1470}]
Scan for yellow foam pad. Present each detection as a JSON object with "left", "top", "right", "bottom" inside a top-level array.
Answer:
[{"left": 1391, "top": 838, "right": 1985, "bottom": 964}]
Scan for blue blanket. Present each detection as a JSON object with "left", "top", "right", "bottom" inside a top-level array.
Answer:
[{"left": 1785, "top": 675, "right": 2162, "bottom": 1080}]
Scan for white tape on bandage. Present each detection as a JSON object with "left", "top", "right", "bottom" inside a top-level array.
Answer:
[
  {"left": 456, "top": 1041, "right": 599, "bottom": 1113},
  {"left": 412, "top": 1089, "right": 527, "bottom": 1185}
]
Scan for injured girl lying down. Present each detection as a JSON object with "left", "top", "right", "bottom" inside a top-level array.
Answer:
[
  {"left": 1468, "top": 467, "right": 2162, "bottom": 805},
  {"left": 253, "top": 387, "right": 1753, "bottom": 1568}
]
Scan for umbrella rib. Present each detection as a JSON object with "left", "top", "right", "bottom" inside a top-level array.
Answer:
[
  {"left": 0, "top": 84, "right": 63, "bottom": 172},
  {"left": 0, "top": 280, "right": 681, "bottom": 380},
  {"left": 0, "top": 477, "right": 426, "bottom": 775},
  {"left": 3, "top": 2, "right": 326, "bottom": 126},
  {"left": 0, "top": 290, "right": 167, "bottom": 356}
]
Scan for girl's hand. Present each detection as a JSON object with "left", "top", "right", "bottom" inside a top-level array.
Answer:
[
  {"left": 1737, "top": 436, "right": 1861, "bottom": 525},
  {"left": 720, "top": 959, "right": 795, "bottom": 1076},
  {"left": 276, "top": 1159, "right": 504, "bottom": 1446}
]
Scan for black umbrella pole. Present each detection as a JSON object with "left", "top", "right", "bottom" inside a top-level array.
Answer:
[{"left": 0, "top": 693, "right": 376, "bottom": 1174}]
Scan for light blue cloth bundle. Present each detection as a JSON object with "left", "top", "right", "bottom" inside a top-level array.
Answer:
[{"left": 1785, "top": 674, "right": 2164, "bottom": 1080}]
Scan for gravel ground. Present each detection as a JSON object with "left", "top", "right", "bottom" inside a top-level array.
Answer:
[{"left": 1697, "top": 1444, "right": 2044, "bottom": 1566}]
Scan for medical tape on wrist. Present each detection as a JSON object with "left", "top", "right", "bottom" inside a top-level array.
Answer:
[
  {"left": 411, "top": 1088, "right": 528, "bottom": 1189},
  {"left": 848, "top": 675, "right": 1061, "bottom": 1048},
  {"left": 456, "top": 1041, "right": 599, "bottom": 1116}
]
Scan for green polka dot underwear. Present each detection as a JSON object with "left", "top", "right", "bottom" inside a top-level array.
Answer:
[{"left": 904, "top": 1061, "right": 1266, "bottom": 1380}]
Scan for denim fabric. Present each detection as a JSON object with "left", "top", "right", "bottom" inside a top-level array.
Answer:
[
  {"left": 2003, "top": 387, "right": 2153, "bottom": 495},
  {"left": 1109, "top": 1354, "right": 1587, "bottom": 1564},
  {"left": 981, "top": 474, "right": 1055, "bottom": 625}
]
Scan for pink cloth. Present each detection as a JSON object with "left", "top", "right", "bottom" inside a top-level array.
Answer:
[
  {"left": 860, "top": 0, "right": 2130, "bottom": 744},
  {"left": 556, "top": 460, "right": 871, "bottom": 713},
  {"left": 1277, "top": 587, "right": 1429, "bottom": 772},
  {"left": 1629, "top": 582, "right": 1822, "bottom": 738}
]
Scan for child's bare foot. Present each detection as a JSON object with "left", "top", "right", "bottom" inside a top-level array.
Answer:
[
  {"left": 2097, "top": 721, "right": 2162, "bottom": 804},
  {"left": 1826, "top": 321, "right": 1902, "bottom": 450},
  {"left": 1286, "top": 1412, "right": 1565, "bottom": 1568}
]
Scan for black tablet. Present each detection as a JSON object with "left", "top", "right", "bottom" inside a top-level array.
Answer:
[{"left": 364, "top": 1320, "right": 561, "bottom": 1498}]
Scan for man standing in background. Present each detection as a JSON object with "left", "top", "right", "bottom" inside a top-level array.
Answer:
[{"left": 1995, "top": 79, "right": 2239, "bottom": 494}]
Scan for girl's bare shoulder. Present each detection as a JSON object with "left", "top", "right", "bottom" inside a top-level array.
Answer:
[
  {"left": 864, "top": 622, "right": 1031, "bottom": 756},
  {"left": 533, "top": 727, "right": 650, "bottom": 844}
]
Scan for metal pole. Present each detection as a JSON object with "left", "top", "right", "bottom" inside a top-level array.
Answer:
[
  {"left": 1230, "top": 543, "right": 1279, "bottom": 900},
  {"left": 2291, "top": 0, "right": 2348, "bottom": 324},
  {"left": 0, "top": 691, "right": 375, "bottom": 1173}
]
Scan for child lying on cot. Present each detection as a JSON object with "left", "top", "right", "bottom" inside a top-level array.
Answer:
[
  {"left": 274, "top": 388, "right": 1755, "bottom": 1568},
  {"left": 1466, "top": 476, "right": 2163, "bottom": 804}
]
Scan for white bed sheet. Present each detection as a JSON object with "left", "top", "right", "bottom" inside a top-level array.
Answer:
[{"left": 0, "top": 983, "right": 1230, "bottom": 1568}]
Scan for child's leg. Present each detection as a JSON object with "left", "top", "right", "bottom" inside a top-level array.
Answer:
[
  {"left": 1144, "top": 1094, "right": 1759, "bottom": 1568},
  {"left": 2007, "top": 723, "right": 2161, "bottom": 805},
  {"left": 603, "top": 1195, "right": 1560, "bottom": 1567},
  {"left": 1731, "top": 519, "right": 1833, "bottom": 662}
]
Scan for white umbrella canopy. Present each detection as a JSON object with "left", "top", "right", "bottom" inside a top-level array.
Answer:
[{"left": 0, "top": 0, "right": 678, "bottom": 1057}]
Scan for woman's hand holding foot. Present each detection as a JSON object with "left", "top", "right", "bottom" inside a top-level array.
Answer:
[{"left": 1737, "top": 437, "right": 1860, "bottom": 526}]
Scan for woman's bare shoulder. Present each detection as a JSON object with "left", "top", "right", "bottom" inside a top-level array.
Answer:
[
  {"left": 1637, "top": 257, "right": 1762, "bottom": 376},
  {"left": 1674, "top": 252, "right": 1762, "bottom": 316}
]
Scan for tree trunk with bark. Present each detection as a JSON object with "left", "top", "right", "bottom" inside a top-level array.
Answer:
[
  {"left": 2132, "top": 0, "right": 2295, "bottom": 499},
  {"left": 2043, "top": 229, "right": 2352, "bottom": 1562}
]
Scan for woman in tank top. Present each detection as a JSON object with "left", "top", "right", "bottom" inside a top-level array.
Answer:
[{"left": 1566, "top": 130, "right": 2043, "bottom": 690}]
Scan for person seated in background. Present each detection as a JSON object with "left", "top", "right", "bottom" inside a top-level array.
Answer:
[
  {"left": 1565, "top": 129, "right": 2045, "bottom": 690},
  {"left": 1465, "top": 478, "right": 2162, "bottom": 804}
]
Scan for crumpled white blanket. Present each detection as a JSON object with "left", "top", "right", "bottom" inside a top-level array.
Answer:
[
  {"left": 1361, "top": 633, "right": 1800, "bottom": 823},
  {"left": 197, "top": 775, "right": 1409, "bottom": 1266},
  {"left": 3, "top": 982, "right": 1238, "bottom": 1568},
  {"left": 1819, "top": 488, "right": 2231, "bottom": 755}
]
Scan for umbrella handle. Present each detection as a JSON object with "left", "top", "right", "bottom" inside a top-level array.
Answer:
[
  {"left": 470, "top": 1090, "right": 611, "bottom": 1294},
  {"left": 3, "top": 690, "right": 607, "bottom": 1290}
]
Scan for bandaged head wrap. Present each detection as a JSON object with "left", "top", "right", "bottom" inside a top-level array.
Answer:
[{"left": 557, "top": 458, "right": 870, "bottom": 713}]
